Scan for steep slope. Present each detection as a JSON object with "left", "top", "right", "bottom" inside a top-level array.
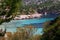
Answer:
[{"left": 41, "top": 16, "right": 60, "bottom": 40}]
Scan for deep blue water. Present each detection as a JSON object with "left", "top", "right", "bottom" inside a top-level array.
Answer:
[{"left": 0, "top": 13, "right": 60, "bottom": 35}]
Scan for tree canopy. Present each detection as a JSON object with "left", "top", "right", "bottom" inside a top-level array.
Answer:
[{"left": 41, "top": 16, "right": 60, "bottom": 40}]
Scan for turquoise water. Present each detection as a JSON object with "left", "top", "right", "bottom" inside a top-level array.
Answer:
[
  {"left": 0, "top": 13, "right": 59, "bottom": 35},
  {"left": 1, "top": 18, "right": 54, "bottom": 28},
  {"left": 0, "top": 18, "right": 54, "bottom": 35}
]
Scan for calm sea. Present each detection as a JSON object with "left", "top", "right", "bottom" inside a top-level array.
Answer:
[{"left": 0, "top": 13, "right": 60, "bottom": 35}]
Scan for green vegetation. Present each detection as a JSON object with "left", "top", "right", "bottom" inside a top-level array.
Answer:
[
  {"left": 0, "top": 0, "right": 60, "bottom": 24},
  {"left": 0, "top": 0, "right": 23, "bottom": 24},
  {"left": 1, "top": 16, "right": 60, "bottom": 40},
  {"left": 0, "top": 0, "right": 60, "bottom": 40},
  {"left": 1, "top": 16, "right": 59, "bottom": 40},
  {"left": 0, "top": 0, "right": 23, "bottom": 16},
  {"left": 41, "top": 16, "right": 60, "bottom": 40},
  {"left": 0, "top": 25, "right": 41, "bottom": 40}
]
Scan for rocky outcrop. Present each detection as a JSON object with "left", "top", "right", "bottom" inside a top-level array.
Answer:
[{"left": 14, "top": 13, "right": 42, "bottom": 20}]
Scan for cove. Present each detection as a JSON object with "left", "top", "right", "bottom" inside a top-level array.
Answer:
[{"left": 0, "top": 13, "right": 60, "bottom": 35}]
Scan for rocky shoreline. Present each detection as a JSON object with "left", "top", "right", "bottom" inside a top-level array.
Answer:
[{"left": 14, "top": 13, "right": 42, "bottom": 20}]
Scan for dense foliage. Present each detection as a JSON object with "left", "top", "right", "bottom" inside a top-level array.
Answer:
[
  {"left": 0, "top": 0, "right": 22, "bottom": 16},
  {"left": 41, "top": 16, "right": 60, "bottom": 40},
  {"left": 0, "top": 0, "right": 23, "bottom": 24}
]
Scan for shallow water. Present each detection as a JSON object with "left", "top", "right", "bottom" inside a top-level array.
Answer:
[
  {"left": 0, "top": 18, "right": 54, "bottom": 34},
  {"left": 0, "top": 13, "right": 60, "bottom": 35}
]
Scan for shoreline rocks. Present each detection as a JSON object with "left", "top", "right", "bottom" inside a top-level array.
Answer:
[{"left": 14, "top": 14, "right": 42, "bottom": 20}]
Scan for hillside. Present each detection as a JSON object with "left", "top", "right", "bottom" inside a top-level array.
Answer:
[
  {"left": 41, "top": 16, "right": 60, "bottom": 40},
  {"left": 0, "top": 0, "right": 60, "bottom": 24}
]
